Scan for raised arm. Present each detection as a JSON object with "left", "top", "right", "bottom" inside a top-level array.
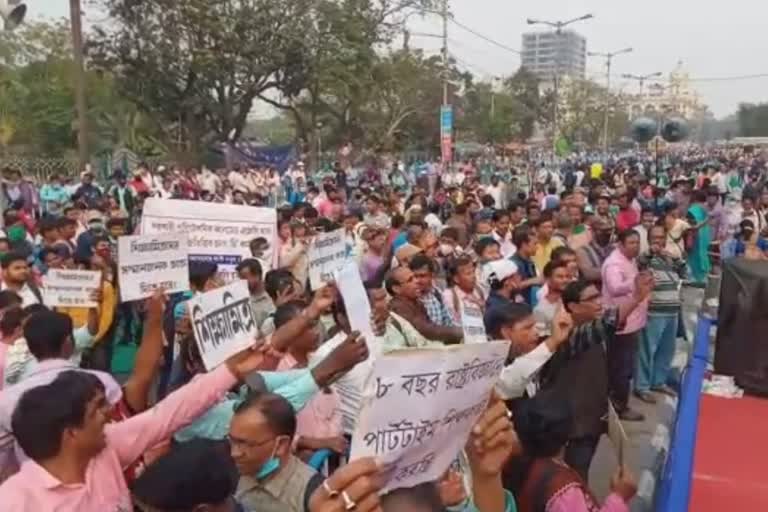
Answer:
[
  {"left": 121, "top": 290, "right": 167, "bottom": 413},
  {"left": 107, "top": 345, "right": 267, "bottom": 467}
]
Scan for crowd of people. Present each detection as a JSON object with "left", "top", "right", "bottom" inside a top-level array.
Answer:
[{"left": 0, "top": 144, "right": 764, "bottom": 512}]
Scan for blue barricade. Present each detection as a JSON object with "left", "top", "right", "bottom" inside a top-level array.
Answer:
[{"left": 655, "top": 315, "right": 714, "bottom": 512}]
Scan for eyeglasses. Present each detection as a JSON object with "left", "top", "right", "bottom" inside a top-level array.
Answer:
[
  {"left": 579, "top": 293, "right": 601, "bottom": 303},
  {"left": 226, "top": 434, "right": 278, "bottom": 451}
]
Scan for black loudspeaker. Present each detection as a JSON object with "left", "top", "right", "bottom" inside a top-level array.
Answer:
[{"left": 714, "top": 259, "right": 768, "bottom": 396}]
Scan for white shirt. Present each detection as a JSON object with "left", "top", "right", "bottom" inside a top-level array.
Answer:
[
  {"left": 425, "top": 213, "right": 443, "bottom": 235},
  {"left": 485, "top": 184, "right": 505, "bottom": 209},
  {"left": 495, "top": 343, "right": 554, "bottom": 399},
  {"left": 0, "top": 282, "right": 41, "bottom": 307}
]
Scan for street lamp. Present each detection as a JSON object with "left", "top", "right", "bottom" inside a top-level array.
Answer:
[
  {"left": 622, "top": 72, "right": 663, "bottom": 110},
  {"left": 0, "top": 0, "right": 26, "bottom": 30},
  {"left": 588, "top": 47, "right": 633, "bottom": 155},
  {"left": 526, "top": 14, "right": 594, "bottom": 154}
]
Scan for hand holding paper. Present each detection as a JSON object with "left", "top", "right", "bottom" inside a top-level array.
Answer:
[
  {"left": 467, "top": 393, "right": 520, "bottom": 477},
  {"left": 315, "top": 331, "right": 370, "bottom": 386},
  {"left": 308, "top": 457, "right": 383, "bottom": 512}
]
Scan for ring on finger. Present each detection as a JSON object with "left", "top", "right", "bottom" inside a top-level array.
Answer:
[
  {"left": 342, "top": 490, "right": 357, "bottom": 510},
  {"left": 322, "top": 479, "right": 339, "bottom": 498}
]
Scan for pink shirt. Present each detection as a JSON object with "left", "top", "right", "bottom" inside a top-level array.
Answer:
[
  {"left": 549, "top": 488, "right": 629, "bottom": 512},
  {"left": 601, "top": 248, "right": 648, "bottom": 334},
  {"left": 278, "top": 355, "right": 341, "bottom": 440},
  {"left": 0, "top": 364, "right": 237, "bottom": 511}
]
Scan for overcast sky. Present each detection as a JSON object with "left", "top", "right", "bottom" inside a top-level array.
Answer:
[{"left": 32, "top": 0, "right": 768, "bottom": 118}]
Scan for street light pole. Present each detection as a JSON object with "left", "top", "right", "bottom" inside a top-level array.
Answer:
[
  {"left": 622, "top": 72, "right": 662, "bottom": 117},
  {"left": 588, "top": 47, "right": 632, "bottom": 156},
  {"left": 526, "top": 14, "right": 594, "bottom": 155}
]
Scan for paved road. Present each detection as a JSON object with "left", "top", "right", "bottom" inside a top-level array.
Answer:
[{"left": 588, "top": 286, "right": 706, "bottom": 512}]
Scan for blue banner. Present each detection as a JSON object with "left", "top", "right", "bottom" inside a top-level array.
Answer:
[
  {"left": 218, "top": 142, "right": 297, "bottom": 173},
  {"left": 440, "top": 105, "right": 453, "bottom": 135}
]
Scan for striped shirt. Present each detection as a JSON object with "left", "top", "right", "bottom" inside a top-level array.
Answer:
[{"left": 638, "top": 252, "right": 686, "bottom": 314}]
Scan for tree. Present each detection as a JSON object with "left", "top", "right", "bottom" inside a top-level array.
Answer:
[
  {"left": 88, "top": 0, "right": 314, "bottom": 161},
  {"left": 257, "top": 0, "right": 438, "bottom": 161},
  {"left": 738, "top": 103, "right": 768, "bottom": 137},
  {"left": 505, "top": 67, "right": 548, "bottom": 141},
  {"left": 557, "top": 77, "right": 629, "bottom": 147}
]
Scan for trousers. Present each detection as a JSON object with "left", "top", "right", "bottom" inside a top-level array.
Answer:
[
  {"left": 607, "top": 330, "right": 640, "bottom": 412},
  {"left": 635, "top": 313, "right": 678, "bottom": 392}
]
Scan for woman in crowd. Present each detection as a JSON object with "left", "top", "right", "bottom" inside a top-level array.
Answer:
[{"left": 504, "top": 395, "right": 637, "bottom": 512}]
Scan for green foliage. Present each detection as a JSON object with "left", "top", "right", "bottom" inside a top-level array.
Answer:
[
  {"left": 556, "top": 78, "right": 629, "bottom": 147},
  {"left": 738, "top": 103, "right": 768, "bottom": 137},
  {"left": 88, "top": 0, "right": 316, "bottom": 160}
]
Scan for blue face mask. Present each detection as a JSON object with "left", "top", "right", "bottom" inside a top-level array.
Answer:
[{"left": 256, "top": 439, "right": 282, "bottom": 480}]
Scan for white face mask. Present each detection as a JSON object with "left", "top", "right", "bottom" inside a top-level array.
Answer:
[{"left": 439, "top": 244, "right": 454, "bottom": 256}]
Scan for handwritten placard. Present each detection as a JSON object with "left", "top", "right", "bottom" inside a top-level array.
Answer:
[
  {"left": 43, "top": 269, "right": 101, "bottom": 308},
  {"left": 350, "top": 341, "right": 509, "bottom": 492},
  {"left": 118, "top": 233, "right": 190, "bottom": 302},
  {"left": 187, "top": 280, "right": 258, "bottom": 370},
  {"left": 308, "top": 229, "right": 347, "bottom": 290},
  {"left": 460, "top": 301, "right": 487, "bottom": 344}
]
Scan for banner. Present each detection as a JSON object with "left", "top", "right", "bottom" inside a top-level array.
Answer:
[
  {"left": 141, "top": 198, "right": 277, "bottom": 281},
  {"left": 350, "top": 341, "right": 508, "bottom": 492},
  {"left": 219, "top": 143, "right": 297, "bottom": 173},
  {"left": 118, "top": 233, "right": 190, "bottom": 302},
  {"left": 308, "top": 229, "right": 347, "bottom": 290},
  {"left": 187, "top": 280, "right": 259, "bottom": 370},
  {"left": 460, "top": 301, "right": 487, "bottom": 343},
  {"left": 43, "top": 269, "right": 101, "bottom": 308}
]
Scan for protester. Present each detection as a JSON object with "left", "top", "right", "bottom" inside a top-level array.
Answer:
[
  {"left": 0, "top": 143, "right": 754, "bottom": 512},
  {"left": 505, "top": 394, "right": 637, "bottom": 512},
  {"left": 635, "top": 225, "right": 686, "bottom": 404},
  {"left": 602, "top": 230, "right": 649, "bottom": 422}
]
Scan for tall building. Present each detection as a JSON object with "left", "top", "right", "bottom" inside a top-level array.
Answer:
[{"left": 521, "top": 30, "right": 587, "bottom": 81}]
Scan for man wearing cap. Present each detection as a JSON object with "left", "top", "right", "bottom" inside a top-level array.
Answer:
[
  {"left": 483, "top": 259, "right": 522, "bottom": 314},
  {"left": 75, "top": 211, "right": 108, "bottom": 263},
  {"left": 72, "top": 171, "right": 102, "bottom": 209}
]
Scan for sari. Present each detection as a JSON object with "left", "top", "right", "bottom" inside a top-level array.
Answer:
[{"left": 687, "top": 203, "right": 711, "bottom": 283}]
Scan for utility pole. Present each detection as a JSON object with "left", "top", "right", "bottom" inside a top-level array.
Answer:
[
  {"left": 589, "top": 47, "right": 632, "bottom": 156},
  {"left": 622, "top": 72, "right": 662, "bottom": 117},
  {"left": 70, "top": 0, "right": 89, "bottom": 169},
  {"left": 526, "top": 14, "right": 594, "bottom": 155},
  {"left": 441, "top": 0, "right": 448, "bottom": 106}
]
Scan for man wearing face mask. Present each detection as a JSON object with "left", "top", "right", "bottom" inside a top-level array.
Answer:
[
  {"left": 575, "top": 216, "right": 614, "bottom": 288},
  {"left": 230, "top": 392, "right": 324, "bottom": 512},
  {"left": 75, "top": 211, "right": 109, "bottom": 263}
]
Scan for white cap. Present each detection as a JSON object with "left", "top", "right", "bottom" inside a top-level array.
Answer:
[{"left": 482, "top": 259, "right": 519, "bottom": 287}]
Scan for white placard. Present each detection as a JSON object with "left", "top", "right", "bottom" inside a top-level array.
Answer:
[
  {"left": 43, "top": 269, "right": 101, "bottom": 308},
  {"left": 308, "top": 229, "right": 347, "bottom": 290},
  {"left": 188, "top": 280, "right": 259, "bottom": 370},
  {"left": 460, "top": 301, "right": 487, "bottom": 344},
  {"left": 118, "top": 233, "right": 190, "bottom": 302},
  {"left": 350, "top": 341, "right": 509, "bottom": 492},
  {"left": 141, "top": 198, "right": 277, "bottom": 281},
  {"left": 335, "top": 261, "right": 375, "bottom": 344}
]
